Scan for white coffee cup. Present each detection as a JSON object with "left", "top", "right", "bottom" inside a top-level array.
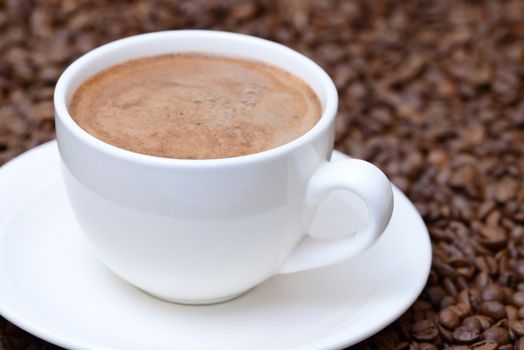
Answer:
[{"left": 54, "top": 30, "right": 394, "bottom": 305}]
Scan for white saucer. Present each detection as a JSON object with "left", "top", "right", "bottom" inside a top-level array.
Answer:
[{"left": 0, "top": 141, "right": 431, "bottom": 350}]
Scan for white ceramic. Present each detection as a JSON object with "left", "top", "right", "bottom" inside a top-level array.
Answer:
[
  {"left": 0, "top": 142, "right": 431, "bottom": 350},
  {"left": 54, "top": 30, "right": 394, "bottom": 304}
]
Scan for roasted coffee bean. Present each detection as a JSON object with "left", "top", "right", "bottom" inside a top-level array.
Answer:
[
  {"left": 438, "top": 323, "right": 454, "bottom": 343},
  {"left": 506, "top": 305, "right": 518, "bottom": 320},
  {"left": 479, "top": 301, "right": 507, "bottom": 320},
  {"left": 503, "top": 287, "right": 514, "bottom": 303},
  {"left": 439, "top": 307, "right": 460, "bottom": 329},
  {"left": 498, "top": 271, "right": 516, "bottom": 286},
  {"left": 486, "top": 257, "right": 499, "bottom": 274},
  {"left": 476, "top": 260, "right": 492, "bottom": 277},
  {"left": 434, "top": 262, "right": 458, "bottom": 279},
  {"left": 426, "top": 286, "right": 447, "bottom": 307},
  {"left": 456, "top": 275, "right": 470, "bottom": 290},
  {"left": 516, "top": 337, "right": 524, "bottom": 350},
  {"left": 462, "top": 316, "right": 482, "bottom": 331},
  {"left": 440, "top": 296, "right": 457, "bottom": 309},
  {"left": 452, "top": 326, "right": 480, "bottom": 344},
  {"left": 413, "top": 301, "right": 435, "bottom": 323},
  {"left": 476, "top": 316, "right": 494, "bottom": 331},
  {"left": 452, "top": 304, "right": 471, "bottom": 319},
  {"left": 482, "top": 284, "right": 505, "bottom": 302},
  {"left": 495, "top": 177, "right": 519, "bottom": 203},
  {"left": 470, "top": 340, "right": 498, "bottom": 350},
  {"left": 483, "top": 326, "right": 510, "bottom": 345},
  {"left": 513, "top": 291, "right": 524, "bottom": 308},
  {"left": 411, "top": 320, "right": 438, "bottom": 341},
  {"left": 469, "top": 288, "right": 484, "bottom": 310},
  {"left": 509, "top": 320, "right": 524, "bottom": 337},
  {"left": 457, "top": 290, "right": 472, "bottom": 315},
  {"left": 479, "top": 226, "right": 508, "bottom": 251},
  {"left": 514, "top": 260, "right": 524, "bottom": 280},
  {"left": 444, "top": 278, "right": 458, "bottom": 296},
  {"left": 518, "top": 306, "right": 524, "bottom": 320}
]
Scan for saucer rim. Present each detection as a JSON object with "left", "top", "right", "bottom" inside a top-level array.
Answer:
[{"left": 0, "top": 141, "right": 432, "bottom": 350}]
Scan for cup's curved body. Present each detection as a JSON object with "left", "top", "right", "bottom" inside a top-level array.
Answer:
[
  {"left": 55, "top": 31, "right": 392, "bottom": 304},
  {"left": 58, "top": 123, "right": 332, "bottom": 303}
]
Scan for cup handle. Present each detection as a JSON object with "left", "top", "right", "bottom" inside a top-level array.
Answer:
[{"left": 279, "top": 159, "right": 394, "bottom": 274}]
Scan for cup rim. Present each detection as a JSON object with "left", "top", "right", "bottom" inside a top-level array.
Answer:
[{"left": 54, "top": 30, "right": 338, "bottom": 167}]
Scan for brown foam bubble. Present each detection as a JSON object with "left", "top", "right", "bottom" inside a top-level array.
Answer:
[{"left": 69, "top": 54, "right": 322, "bottom": 159}]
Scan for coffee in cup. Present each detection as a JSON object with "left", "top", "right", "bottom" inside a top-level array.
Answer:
[{"left": 69, "top": 54, "right": 322, "bottom": 159}]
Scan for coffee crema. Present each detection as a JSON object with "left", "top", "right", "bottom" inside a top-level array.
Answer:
[{"left": 69, "top": 54, "right": 322, "bottom": 159}]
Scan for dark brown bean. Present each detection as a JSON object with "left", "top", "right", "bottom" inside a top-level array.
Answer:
[
  {"left": 426, "top": 286, "right": 446, "bottom": 307},
  {"left": 457, "top": 289, "right": 472, "bottom": 315},
  {"left": 452, "top": 326, "right": 480, "bottom": 344},
  {"left": 506, "top": 305, "right": 518, "bottom": 320},
  {"left": 513, "top": 291, "right": 524, "bottom": 308},
  {"left": 479, "top": 301, "right": 507, "bottom": 320},
  {"left": 495, "top": 177, "right": 519, "bottom": 202},
  {"left": 439, "top": 307, "right": 460, "bottom": 329},
  {"left": 509, "top": 320, "right": 524, "bottom": 337},
  {"left": 503, "top": 287, "right": 514, "bottom": 303},
  {"left": 433, "top": 261, "right": 458, "bottom": 279},
  {"left": 413, "top": 301, "right": 435, "bottom": 323},
  {"left": 497, "top": 345, "right": 512, "bottom": 350},
  {"left": 498, "top": 271, "right": 516, "bottom": 286},
  {"left": 452, "top": 304, "right": 471, "bottom": 319},
  {"left": 412, "top": 320, "right": 438, "bottom": 341},
  {"left": 475, "top": 260, "right": 492, "bottom": 277},
  {"left": 462, "top": 316, "right": 482, "bottom": 331},
  {"left": 518, "top": 306, "right": 524, "bottom": 320},
  {"left": 479, "top": 226, "right": 508, "bottom": 250},
  {"left": 439, "top": 323, "right": 454, "bottom": 343},
  {"left": 443, "top": 277, "right": 458, "bottom": 296},
  {"left": 456, "top": 275, "right": 470, "bottom": 290},
  {"left": 469, "top": 288, "right": 483, "bottom": 310},
  {"left": 470, "top": 340, "right": 497, "bottom": 350},
  {"left": 477, "top": 316, "right": 494, "bottom": 331},
  {"left": 440, "top": 296, "right": 457, "bottom": 309},
  {"left": 516, "top": 337, "right": 524, "bottom": 350},
  {"left": 482, "top": 284, "right": 505, "bottom": 302},
  {"left": 483, "top": 326, "right": 510, "bottom": 345},
  {"left": 514, "top": 260, "right": 524, "bottom": 279},
  {"left": 486, "top": 257, "right": 498, "bottom": 274}
]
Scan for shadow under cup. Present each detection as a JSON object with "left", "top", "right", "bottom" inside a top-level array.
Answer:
[{"left": 54, "top": 30, "right": 339, "bottom": 304}]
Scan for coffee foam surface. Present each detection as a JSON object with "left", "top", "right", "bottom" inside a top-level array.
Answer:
[{"left": 69, "top": 54, "right": 321, "bottom": 159}]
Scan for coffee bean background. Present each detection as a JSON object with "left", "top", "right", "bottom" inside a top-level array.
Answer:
[{"left": 1, "top": 0, "right": 524, "bottom": 349}]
